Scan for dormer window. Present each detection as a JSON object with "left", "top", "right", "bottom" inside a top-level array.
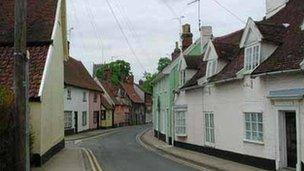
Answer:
[
  {"left": 206, "top": 59, "right": 217, "bottom": 77},
  {"left": 245, "top": 44, "right": 261, "bottom": 71}
]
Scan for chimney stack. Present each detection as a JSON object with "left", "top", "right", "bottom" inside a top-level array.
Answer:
[
  {"left": 125, "top": 75, "right": 134, "bottom": 84},
  {"left": 266, "top": 0, "right": 289, "bottom": 19},
  {"left": 171, "top": 42, "right": 181, "bottom": 61},
  {"left": 200, "top": 26, "right": 213, "bottom": 51},
  {"left": 181, "top": 24, "right": 193, "bottom": 51}
]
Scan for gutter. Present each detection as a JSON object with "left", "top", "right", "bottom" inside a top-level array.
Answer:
[
  {"left": 212, "top": 77, "right": 242, "bottom": 84},
  {"left": 251, "top": 69, "right": 302, "bottom": 78}
]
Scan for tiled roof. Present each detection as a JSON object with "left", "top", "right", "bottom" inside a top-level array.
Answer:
[
  {"left": 255, "top": 22, "right": 287, "bottom": 44},
  {"left": 181, "top": 61, "right": 207, "bottom": 89},
  {"left": 0, "top": 44, "right": 50, "bottom": 100},
  {"left": 101, "top": 94, "right": 113, "bottom": 110},
  {"left": 252, "top": 0, "right": 304, "bottom": 74},
  {"left": 64, "top": 57, "right": 103, "bottom": 92},
  {"left": 0, "top": 0, "right": 58, "bottom": 43},
  {"left": 184, "top": 55, "right": 202, "bottom": 69},
  {"left": 213, "top": 42, "right": 239, "bottom": 61},
  {"left": 121, "top": 82, "right": 144, "bottom": 104},
  {"left": 101, "top": 81, "right": 119, "bottom": 105}
]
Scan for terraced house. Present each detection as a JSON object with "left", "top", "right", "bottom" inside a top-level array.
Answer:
[
  {"left": 154, "top": 0, "right": 304, "bottom": 170},
  {"left": 0, "top": 0, "right": 68, "bottom": 166}
]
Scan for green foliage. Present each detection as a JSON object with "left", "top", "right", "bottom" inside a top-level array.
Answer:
[
  {"left": 157, "top": 57, "right": 171, "bottom": 72},
  {"left": 139, "top": 73, "right": 156, "bottom": 94},
  {"left": 95, "top": 60, "right": 131, "bottom": 85}
]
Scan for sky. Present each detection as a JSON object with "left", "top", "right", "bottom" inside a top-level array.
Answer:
[{"left": 67, "top": 0, "right": 265, "bottom": 82}]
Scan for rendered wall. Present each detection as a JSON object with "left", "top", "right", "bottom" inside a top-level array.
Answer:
[
  {"left": 64, "top": 86, "right": 89, "bottom": 132},
  {"left": 29, "top": 102, "right": 42, "bottom": 155}
]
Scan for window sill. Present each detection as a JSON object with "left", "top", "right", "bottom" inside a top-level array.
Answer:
[
  {"left": 243, "top": 139, "right": 264, "bottom": 145},
  {"left": 176, "top": 134, "right": 187, "bottom": 137}
]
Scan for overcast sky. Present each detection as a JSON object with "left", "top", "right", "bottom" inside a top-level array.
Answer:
[{"left": 67, "top": 0, "right": 265, "bottom": 82}]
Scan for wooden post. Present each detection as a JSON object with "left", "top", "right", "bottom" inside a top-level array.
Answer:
[{"left": 13, "top": 0, "right": 30, "bottom": 170}]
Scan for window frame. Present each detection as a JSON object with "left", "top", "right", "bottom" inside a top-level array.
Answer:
[
  {"left": 206, "top": 59, "right": 217, "bottom": 78},
  {"left": 204, "top": 111, "right": 215, "bottom": 146},
  {"left": 82, "top": 111, "right": 87, "bottom": 126},
  {"left": 93, "top": 93, "right": 98, "bottom": 103},
  {"left": 83, "top": 91, "right": 87, "bottom": 102},
  {"left": 244, "top": 112, "right": 264, "bottom": 143},
  {"left": 175, "top": 109, "right": 187, "bottom": 137},
  {"left": 64, "top": 111, "right": 73, "bottom": 129},
  {"left": 244, "top": 43, "right": 261, "bottom": 71},
  {"left": 67, "top": 89, "right": 71, "bottom": 100}
]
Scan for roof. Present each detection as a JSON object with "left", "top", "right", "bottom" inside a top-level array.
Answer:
[
  {"left": 64, "top": 57, "right": 103, "bottom": 92},
  {"left": 0, "top": 44, "right": 51, "bottom": 100},
  {"left": 213, "top": 42, "right": 239, "bottom": 61},
  {"left": 252, "top": 0, "right": 304, "bottom": 74},
  {"left": 182, "top": 61, "right": 207, "bottom": 89},
  {"left": 121, "top": 82, "right": 144, "bottom": 104},
  {"left": 184, "top": 55, "right": 202, "bottom": 69},
  {"left": 101, "top": 94, "right": 113, "bottom": 110},
  {"left": 255, "top": 22, "right": 287, "bottom": 44},
  {"left": 101, "top": 81, "right": 121, "bottom": 105},
  {"left": 0, "top": 0, "right": 58, "bottom": 43}
]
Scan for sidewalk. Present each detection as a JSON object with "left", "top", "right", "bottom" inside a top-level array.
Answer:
[
  {"left": 140, "top": 129, "right": 267, "bottom": 171},
  {"left": 65, "top": 128, "right": 116, "bottom": 141},
  {"left": 31, "top": 148, "right": 86, "bottom": 171}
]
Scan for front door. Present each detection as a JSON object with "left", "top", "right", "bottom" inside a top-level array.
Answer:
[
  {"left": 285, "top": 112, "right": 297, "bottom": 168},
  {"left": 74, "top": 111, "right": 78, "bottom": 133},
  {"left": 96, "top": 111, "right": 100, "bottom": 129}
]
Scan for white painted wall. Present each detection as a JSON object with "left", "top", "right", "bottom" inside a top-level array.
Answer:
[
  {"left": 64, "top": 86, "right": 89, "bottom": 132},
  {"left": 174, "top": 72, "right": 304, "bottom": 169}
]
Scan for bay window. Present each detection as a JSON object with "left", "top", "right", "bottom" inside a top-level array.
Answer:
[{"left": 245, "top": 44, "right": 261, "bottom": 71}]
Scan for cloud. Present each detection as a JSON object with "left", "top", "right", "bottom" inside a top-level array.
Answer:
[{"left": 67, "top": 0, "right": 265, "bottom": 81}]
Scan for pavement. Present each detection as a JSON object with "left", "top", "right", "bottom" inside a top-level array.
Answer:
[
  {"left": 139, "top": 128, "right": 268, "bottom": 171},
  {"left": 77, "top": 125, "right": 198, "bottom": 171},
  {"left": 31, "top": 148, "right": 85, "bottom": 171}
]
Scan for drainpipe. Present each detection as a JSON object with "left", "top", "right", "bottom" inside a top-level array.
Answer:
[{"left": 297, "top": 99, "right": 302, "bottom": 171}]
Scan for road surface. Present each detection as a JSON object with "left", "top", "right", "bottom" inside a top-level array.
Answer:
[{"left": 78, "top": 125, "right": 197, "bottom": 171}]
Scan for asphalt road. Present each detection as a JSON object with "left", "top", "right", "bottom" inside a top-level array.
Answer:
[{"left": 78, "top": 125, "right": 197, "bottom": 171}]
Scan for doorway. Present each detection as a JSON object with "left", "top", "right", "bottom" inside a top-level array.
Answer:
[
  {"left": 285, "top": 112, "right": 297, "bottom": 168},
  {"left": 74, "top": 111, "right": 78, "bottom": 133}
]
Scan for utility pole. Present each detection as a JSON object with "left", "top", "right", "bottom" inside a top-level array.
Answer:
[
  {"left": 13, "top": 0, "right": 30, "bottom": 170},
  {"left": 188, "top": 0, "right": 202, "bottom": 30}
]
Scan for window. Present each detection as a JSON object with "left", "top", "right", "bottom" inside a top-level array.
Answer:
[
  {"left": 64, "top": 111, "right": 72, "bottom": 128},
  {"left": 101, "top": 110, "right": 106, "bottom": 120},
  {"left": 83, "top": 92, "right": 87, "bottom": 102},
  {"left": 82, "top": 111, "right": 87, "bottom": 126},
  {"left": 244, "top": 113, "right": 263, "bottom": 142},
  {"left": 93, "top": 111, "right": 99, "bottom": 123},
  {"left": 175, "top": 111, "right": 186, "bottom": 136},
  {"left": 245, "top": 44, "right": 260, "bottom": 71},
  {"left": 93, "top": 93, "right": 98, "bottom": 102},
  {"left": 205, "top": 112, "right": 215, "bottom": 144},
  {"left": 206, "top": 60, "right": 217, "bottom": 77},
  {"left": 180, "top": 70, "right": 186, "bottom": 85},
  {"left": 67, "top": 89, "right": 71, "bottom": 100}
]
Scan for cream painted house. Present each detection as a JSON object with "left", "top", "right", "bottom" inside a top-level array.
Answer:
[
  {"left": 0, "top": 0, "right": 68, "bottom": 166},
  {"left": 172, "top": 0, "right": 304, "bottom": 170}
]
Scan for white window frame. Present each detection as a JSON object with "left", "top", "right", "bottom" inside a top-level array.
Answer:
[
  {"left": 83, "top": 91, "right": 87, "bottom": 102},
  {"left": 180, "top": 70, "right": 186, "bottom": 85},
  {"left": 244, "top": 112, "right": 264, "bottom": 143},
  {"left": 64, "top": 111, "right": 73, "bottom": 129},
  {"left": 244, "top": 43, "right": 261, "bottom": 71},
  {"left": 175, "top": 109, "right": 186, "bottom": 137},
  {"left": 204, "top": 111, "right": 215, "bottom": 146},
  {"left": 206, "top": 59, "right": 217, "bottom": 78},
  {"left": 82, "top": 111, "right": 87, "bottom": 126},
  {"left": 67, "top": 89, "right": 71, "bottom": 100}
]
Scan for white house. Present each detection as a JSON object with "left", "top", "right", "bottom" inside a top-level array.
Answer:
[
  {"left": 64, "top": 57, "right": 103, "bottom": 134},
  {"left": 173, "top": 0, "right": 304, "bottom": 170}
]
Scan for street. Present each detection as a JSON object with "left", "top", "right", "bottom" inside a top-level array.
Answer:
[{"left": 77, "top": 125, "right": 197, "bottom": 171}]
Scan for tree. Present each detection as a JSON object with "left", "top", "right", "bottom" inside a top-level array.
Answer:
[
  {"left": 139, "top": 73, "right": 156, "bottom": 94},
  {"left": 157, "top": 57, "right": 171, "bottom": 72},
  {"left": 95, "top": 60, "right": 131, "bottom": 85}
]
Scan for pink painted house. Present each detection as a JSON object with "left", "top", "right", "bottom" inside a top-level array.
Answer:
[{"left": 89, "top": 91, "right": 102, "bottom": 130}]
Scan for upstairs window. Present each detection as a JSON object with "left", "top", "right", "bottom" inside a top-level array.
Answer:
[
  {"left": 206, "top": 59, "right": 217, "bottom": 78},
  {"left": 245, "top": 44, "right": 261, "bottom": 71},
  {"left": 93, "top": 93, "right": 98, "bottom": 102},
  {"left": 83, "top": 92, "right": 87, "bottom": 102},
  {"left": 67, "top": 89, "right": 71, "bottom": 100},
  {"left": 180, "top": 70, "right": 186, "bottom": 85}
]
